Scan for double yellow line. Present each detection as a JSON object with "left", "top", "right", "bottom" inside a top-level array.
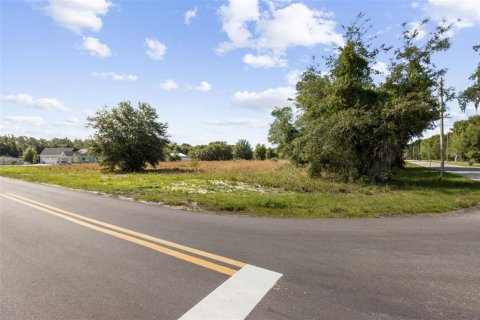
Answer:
[{"left": 1, "top": 192, "right": 245, "bottom": 276}]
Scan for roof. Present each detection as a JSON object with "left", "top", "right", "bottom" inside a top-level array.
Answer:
[{"left": 40, "top": 148, "right": 75, "bottom": 156}]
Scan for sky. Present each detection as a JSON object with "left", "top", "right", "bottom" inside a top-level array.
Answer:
[{"left": 1, "top": 0, "right": 479, "bottom": 146}]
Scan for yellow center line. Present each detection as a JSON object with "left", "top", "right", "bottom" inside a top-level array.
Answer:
[
  {"left": 6, "top": 192, "right": 245, "bottom": 268},
  {"left": 1, "top": 193, "right": 237, "bottom": 276}
]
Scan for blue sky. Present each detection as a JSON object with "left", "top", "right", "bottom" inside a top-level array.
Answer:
[{"left": 1, "top": 0, "right": 479, "bottom": 145}]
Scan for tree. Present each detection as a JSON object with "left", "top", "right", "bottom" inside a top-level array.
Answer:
[
  {"left": 233, "top": 139, "right": 253, "bottom": 160},
  {"left": 461, "top": 116, "right": 480, "bottom": 162},
  {"left": 268, "top": 15, "right": 453, "bottom": 181},
  {"left": 188, "top": 142, "right": 233, "bottom": 161},
  {"left": 458, "top": 45, "right": 480, "bottom": 112},
  {"left": 420, "top": 135, "right": 440, "bottom": 160},
  {"left": 253, "top": 144, "right": 267, "bottom": 160},
  {"left": 266, "top": 147, "right": 277, "bottom": 159},
  {"left": 268, "top": 107, "right": 298, "bottom": 159},
  {"left": 22, "top": 147, "right": 38, "bottom": 163},
  {"left": 87, "top": 101, "right": 169, "bottom": 171},
  {"left": 0, "top": 135, "right": 19, "bottom": 157}
]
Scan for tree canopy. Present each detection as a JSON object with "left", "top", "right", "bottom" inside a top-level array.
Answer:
[
  {"left": 269, "top": 16, "right": 453, "bottom": 181},
  {"left": 458, "top": 45, "right": 480, "bottom": 112},
  {"left": 87, "top": 101, "right": 169, "bottom": 172},
  {"left": 233, "top": 139, "right": 253, "bottom": 160},
  {"left": 188, "top": 142, "right": 233, "bottom": 161}
]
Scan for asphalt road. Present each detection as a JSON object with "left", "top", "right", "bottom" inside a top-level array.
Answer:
[
  {"left": 1, "top": 177, "right": 480, "bottom": 319},
  {"left": 409, "top": 160, "right": 480, "bottom": 181}
]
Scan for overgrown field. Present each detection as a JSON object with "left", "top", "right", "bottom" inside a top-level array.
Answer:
[{"left": 1, "top": 161, "right": 479, "bottom": 218}]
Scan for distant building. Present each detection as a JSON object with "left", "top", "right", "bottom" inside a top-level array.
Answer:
[
  {"left": 0, "top": 156, "right": 23, "bottom": 165},
  {"left": 39, "top": 148, "right": 96, "bottom": 164}
]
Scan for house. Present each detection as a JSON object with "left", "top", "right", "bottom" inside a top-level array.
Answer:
[{"left": 39, "top": 148, "right": 96, "bottom": 164}]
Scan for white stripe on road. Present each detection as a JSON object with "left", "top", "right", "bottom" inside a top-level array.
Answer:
[{"left": 179, "top": 264, "right": 282, "bottom": 320}]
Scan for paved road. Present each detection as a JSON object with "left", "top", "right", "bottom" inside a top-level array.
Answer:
[
  {"left": 1, "top": 177, "right": 480, "bottom": 319},
  {"left": 409, "top": 160, "right": 480, "bottom": 181}
]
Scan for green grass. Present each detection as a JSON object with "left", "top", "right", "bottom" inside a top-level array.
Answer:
[
  {"left": 425, "top": 160, "right": 480, "bottom": 167},
  {"left": 0, "top": 161, "right": 479, "bottom": 218}
]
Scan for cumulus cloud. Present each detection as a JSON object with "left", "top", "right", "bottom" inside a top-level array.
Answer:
[
  {"left": 255, "top": 3, "right": 343, "bottom": 51},
  {"left": 3, "top": 116, "right": 45, "bottom": 126},
  {"left": 196, "top": 81, "right": 212, "bottom": 92},
  {"left": 242, "top": 53, "right": 287, "bottom": 68},
  {"left": 286, "top": 69, "right": 303, "bottom": 86},
  {"left": 184, "top": 6, "right": 197, "bottom": 25},
  {"left": 159, "top": 79, "right": 179, "bottom": 90},
  {"left": 46, "top": 0, "right": 112, "bottom": 34},
  {"left": 411, "top": 2, "right": 419, "bottom": 9},
  {"left": 81, "top": 36, "right": 111, "bottom": 57},
  {"left": 217, "top": 0, "right": 260, "bottom": 53},
  {"left": 425, "top": 0, "right": 480, "bottom": 29},
  {"left": 1, "top": 93, "right": 68, "bottom": 111},
  {"left": 218, "top": 0, "right": 343, "bottom": 66},
  {"left": 232, "top": 86, "right": 295, "bottom": 112},
  {"left": 205, "top": 118, "right": 266, "bottom": 128},
  {"left": 145, "top": 38, "right": 167, "bottom": 60},
  {"left": 92, "top": 71, "right": 138, "bottom": 81}
]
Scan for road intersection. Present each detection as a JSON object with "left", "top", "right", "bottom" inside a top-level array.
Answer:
[{"left": 1, "top": 176, "right": 479, "bottom": 319}]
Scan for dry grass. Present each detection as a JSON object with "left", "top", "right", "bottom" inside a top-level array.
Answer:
[
  {"left": 154, "top": 160, "right": 287, "bottom": 172},
  {"left": 1, "top": 160, "right": 479, "bottom": 217}
]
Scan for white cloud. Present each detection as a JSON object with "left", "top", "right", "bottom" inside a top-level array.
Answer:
[
  {"left": 217, "top": 0, "right": 343, "bottom": 64},
  {"left": 205, "top": 118, "right": 266, "bottom": 128},
  {"left": 411, "top": 2, "right": 420, "bottom": 9},
  {"left": 1, "top": 93, "right": 68, "bottom": 111},
  {"left": 81, "top": 36, "right": 111, "bottom": 57},
  {"left": 407, "top": 21, "right": 427, "bottom": 40},
  {"left": 286, "top": 69, "right": 302, "bottom": 85},
  {"left": 46, "top": 0, "right": 112, "bottom": 34},
  {"left": 217, "top": 0, "right": 260, "bottom": 53},
  {"left": 159, "top": 79, "right": 179, "bottom": 90},
  {"left": 3, "top": 116, "right": 45, "bottom": 126},
  {"left": 196, "top": 81, "right": 212, "bottom": 92},
  {"left": 242, "top": 53, "right": 287, "bottom": 68},
  {"left": 425, "top": 0, "right": 480, "bottom": 29},
  {"left": 54, "top": 116, "right": 82, "bottom": 127},
  {"left": 92, "top": 71, "right": 138, "bottom": 81},
  {"left": 232, "top": 86, "right": 295, "bottom": 112},
  {"left": 255, "top": 3, "right": 343, "bottom": 52},
  {"left": 372, "top": 61, "right": 389, "bottom": 74},
  {"left": 184, "top": 6, "right": 197, "bottom": 25},
  {"left": 145, "top": 38, "right": 167, "bottom": 60}
]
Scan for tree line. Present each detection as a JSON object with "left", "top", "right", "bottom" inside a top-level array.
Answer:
[
  {"left": 172, "top": 140, "right": 277, "bottom": 161},
  {"left": 405, "top": 116, "right": 480, "bottom": 164},
  {"left": 0, "top": 135, "right": 89, "bottom": 163},
  {"left": 0, "top": 132, "right": 278, "bottom": 165}
]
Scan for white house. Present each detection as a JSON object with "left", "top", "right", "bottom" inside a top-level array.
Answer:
[{"left": 39, "top": 148, "right": 96, "bottom": 164}]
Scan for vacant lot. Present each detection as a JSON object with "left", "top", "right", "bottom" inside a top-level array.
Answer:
[{"left": 1, "top": 161, "right": 479, "bottom": 217}]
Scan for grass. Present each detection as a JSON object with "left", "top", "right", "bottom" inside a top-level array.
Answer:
[
  {"left": 424, "top": 160, "right": 480, "bottom": 168},
  {"left": 1, "top": 160, "right": 479, "bottom": 218}
]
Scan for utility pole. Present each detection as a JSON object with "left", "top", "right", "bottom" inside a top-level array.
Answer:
[{"left": 439, "top": 78, "right": 445, "bottom": 178}]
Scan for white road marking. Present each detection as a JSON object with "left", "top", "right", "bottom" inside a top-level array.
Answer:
[{"left": 179, "top": 264, "right": 282, "bottom": 320}]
